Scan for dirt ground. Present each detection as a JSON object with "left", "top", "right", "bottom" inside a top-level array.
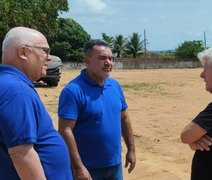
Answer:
[{"left": 36, "top": 68, "right": 211, "bottom": 180}]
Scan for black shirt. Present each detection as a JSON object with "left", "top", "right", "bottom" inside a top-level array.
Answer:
[{"left": 191, "top": 103, "right": 212, "bottom": 180}]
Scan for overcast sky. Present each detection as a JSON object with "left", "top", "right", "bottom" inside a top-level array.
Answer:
[{"left": 60, "top": 0, "right": 212, "bottom": 51}]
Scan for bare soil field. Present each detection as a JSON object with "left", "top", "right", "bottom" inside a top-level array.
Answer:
[{"left": 36, "top": 68, "right": 211, "bottom": 180}]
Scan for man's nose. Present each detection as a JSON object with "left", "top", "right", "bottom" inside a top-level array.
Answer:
[
  {"left": 47, "top": 54, "right": 52, "bottom": 61},
  {"left": 200, "top": 71, "right": 204, "bottom": 78}
]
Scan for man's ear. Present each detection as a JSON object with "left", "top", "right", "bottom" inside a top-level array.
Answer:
[{"left": 17, "top": 46, "right": 28, "bottom": 60}]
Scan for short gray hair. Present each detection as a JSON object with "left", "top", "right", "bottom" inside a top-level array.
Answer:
[
  {"left": 197, "top": 47, "right": 212, "bottom": 65},
  {"left": 2, "top": 27, "right": 42, "bottom": 53}
]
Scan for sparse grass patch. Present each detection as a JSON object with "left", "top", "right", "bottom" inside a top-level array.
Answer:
[{"left": 122, "top": 82, "right": 174, "bottom": 97}]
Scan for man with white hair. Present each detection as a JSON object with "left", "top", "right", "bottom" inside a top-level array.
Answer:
[
  {"left": 0, "top": 27, "right": 73, "bottom": 179},
  {"left": 181, "top": 47, "right": 212, "bottom": 180}
]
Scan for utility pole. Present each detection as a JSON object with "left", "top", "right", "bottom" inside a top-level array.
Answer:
[
  {"left": 204, "top": 31, "right": 207, "bottom": 48},
  {"left": 144, "top": 29, "right": 147, "bottom": 56}
]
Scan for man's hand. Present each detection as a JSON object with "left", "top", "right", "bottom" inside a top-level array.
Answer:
[
  {"left": 125, "top": 151, "right": 136, "bottom": 174},
  {"left": 189, "top": 135, "right": 212, "bottom": 151},
  {"left": 73, "top": 165, "right": 92, "bottom": 180}
]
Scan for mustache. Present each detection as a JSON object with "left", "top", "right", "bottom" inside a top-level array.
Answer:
[
  {"left": 103, "top": 63, "right": 112, "bottom": 68},
  {"left": 103, "top": 63, "right": 112, "bottom": 71}
]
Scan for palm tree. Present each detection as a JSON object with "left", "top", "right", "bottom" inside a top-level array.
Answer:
[
  {"left": 102, "top": 33, "right": 114, "bottom": 49},
  {"left": 126, "top": 32, "right": 143, "bottom": 58},
  {"left": 113, "top": 35, "right": 127, "bottom": 57}
]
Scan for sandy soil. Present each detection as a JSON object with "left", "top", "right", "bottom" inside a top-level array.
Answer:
[{"left": 36, "top": 68, "right": 211, "bottom": 180}]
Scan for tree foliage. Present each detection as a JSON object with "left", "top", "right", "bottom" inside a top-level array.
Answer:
[
  {"left": 175, "top": 40, "right": 205, "bottom": 59},
  {"left": 101, "top": 33, "right": 144, "bottom": 58},
  {"left": 0, "top": 0, "right": 68, "bottom": 36},
  {"left": 50, "top": 18, "right": 91, "bottom": 62},
  {"left": 0, "top": 0, "right": 68, "bottom": 53},
  {"left": 102, "top": 33, "right": 114, "bottom": 49},
  {"left": 125, "top": 33, "right": 143, "bottom": 58},
  {"left": 113, "top": 35, "right": 127, "bottom": 57}
]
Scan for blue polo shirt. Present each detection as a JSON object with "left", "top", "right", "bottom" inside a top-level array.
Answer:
[
  {"left": 58, "top": 69, "right": 128, "bottom": 169},
  {"left": 0, "top": 65, "right": 73, "bottom": 179}
]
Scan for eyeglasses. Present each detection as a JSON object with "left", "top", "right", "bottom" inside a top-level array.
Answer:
[{"left": 25, "top": 44, "right": 50, "bottom": 55}]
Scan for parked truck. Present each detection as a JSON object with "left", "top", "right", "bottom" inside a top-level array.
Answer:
[{"left": 36, "top": 55, "right": 63, "bottom": 87}]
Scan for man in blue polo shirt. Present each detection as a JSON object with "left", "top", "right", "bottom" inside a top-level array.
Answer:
[
  {"left": 58, "top": 39, "right": 136, "bottom": 179},
  {"left": 0, "top": 27, "right": 73, "bottom": 179}
]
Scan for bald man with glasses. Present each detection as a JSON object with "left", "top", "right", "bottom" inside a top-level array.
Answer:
[{"left": 0, "top": 27, "right": 73, "bottom": 180}]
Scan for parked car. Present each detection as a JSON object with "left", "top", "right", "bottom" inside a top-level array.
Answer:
[{"left": 36, "top": 55, "right": 63, "bottom": 87}]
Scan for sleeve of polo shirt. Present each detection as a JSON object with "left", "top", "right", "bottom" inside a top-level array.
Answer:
[
  {"left": 58, "top": 85, "right": 80, "bottom": 121},
  {"left": 0, "top": 93, "right": 37, "bottom": 148},
  {"left": 192, "top": 103, "right": 212, "bottom": 135},
  {"left": 116, "top": 81, "right": 128, "bottom": 111}
]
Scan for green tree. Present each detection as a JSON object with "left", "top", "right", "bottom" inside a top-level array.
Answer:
[
  {"left": 113, "top": 35, "right": 127, "bottom": 57},
  {"left": 101, "top": 33, "right": 114, "bottom": 48},
  {"left": 125, "top": 32, "right": 143, "bottom": 58},
  {"left": 175, "top": 40, "right": 205, "bottom": 59},
  {"left": 0, "top": 0, "right": 68, "bottom": 54},
  {"left": 50, "top": 18, "right": 91, "bottom": 62}
]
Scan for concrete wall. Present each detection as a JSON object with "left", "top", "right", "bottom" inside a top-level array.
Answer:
[
  {"left": 62, "top": 62, "right": 85, "bottom": 70},
  {"left": 113, "top": 58, "right": 202, "bottom": 69},
  {"left": 62, "top": 58, "right": 202, "bottom": 70}
]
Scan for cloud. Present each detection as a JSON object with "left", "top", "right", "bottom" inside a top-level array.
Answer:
[
  {"left": 66, "top": 0, "right": 115, "bottom": 24},
  {"left": 62, "top": 0, "right": 212, "bottom": 50},
  {"left": 73, "top": 0, "right": 111, "bottom": 16}
]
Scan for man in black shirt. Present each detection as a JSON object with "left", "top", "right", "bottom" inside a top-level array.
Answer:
[{"left": 181, "top": 47, "right": 212, "bottom": 180}]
